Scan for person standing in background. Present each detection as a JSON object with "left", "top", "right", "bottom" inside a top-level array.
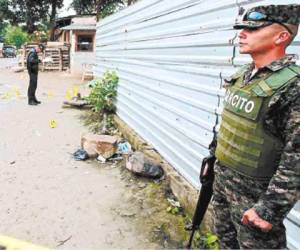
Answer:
[{"left": 27, "top": 44, "right": 45, "bottom": 105}]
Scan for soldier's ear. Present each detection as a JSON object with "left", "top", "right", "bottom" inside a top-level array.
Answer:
[{"left": 275, "top": 31, "right": 291, "bottom": 46}]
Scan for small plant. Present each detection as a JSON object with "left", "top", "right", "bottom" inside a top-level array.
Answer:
[
  {"left": 86, "top": 71, "right": 119, "bottom": 134},
  {"left": 87, "top": 70, "right": 118, "bottom": 113},
  {"left": 166, "top": 198, "right": 182, "bottom": 215},
  {"left": 201, "top": 232, "right": 219, "bottom": 250}
]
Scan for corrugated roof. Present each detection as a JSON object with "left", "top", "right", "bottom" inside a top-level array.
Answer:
[{"left": 61, "top": 24, "right": 96, "bottom": 30}]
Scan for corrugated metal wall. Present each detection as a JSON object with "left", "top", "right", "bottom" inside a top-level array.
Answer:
[{"left": 95, "top": 0, "right": 300, "bottom": 248}]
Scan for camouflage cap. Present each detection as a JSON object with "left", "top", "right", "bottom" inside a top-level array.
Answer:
[{"left": 234, "top": 4, "right": 300, "bottom": 30}]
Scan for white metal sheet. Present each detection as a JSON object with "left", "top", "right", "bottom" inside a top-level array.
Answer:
[{"left": 95, "top": 0, "right": 300, "bottom": 246}]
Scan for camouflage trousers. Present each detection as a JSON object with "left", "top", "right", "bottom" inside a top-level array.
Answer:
[{"left": 212, "top": 162, "right": 286, "bottom": 249}]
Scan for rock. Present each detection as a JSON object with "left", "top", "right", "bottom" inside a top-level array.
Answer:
[
  {"left": 126, "top": 151, "right": 164, "bottom": 179},
  {"left": 81, "top": 133, "right": 118, "bottom": 159},
  {"left": 82, "top": 141, "right": 98, "bottom": 158}
]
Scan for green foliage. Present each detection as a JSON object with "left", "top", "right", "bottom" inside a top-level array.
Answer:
[
  {"left": 99, "top": 2, "right": 119, "bottom": 18},
  {"left": 201, "top": 232, "right": 219, "bottom": 250},
  {"left": 0, "top": 0, "right": 63, "bottom": 34},
  {"left": 4, "top": 25, "right": 29, "bottom": 48},
  {"left": 71, "top": 0, "right": 139, "bottom": 19},
  {"left": 166, "top": 206, "right": 180, "bottom": 215},
  {"left": 29, "top": 29, "right": 48, "bottom": 43},
  {"left": 0, "top": 0, "right": 8, "bottom": 33},
  {"left": 87, "top": 71, "right": 119, "bottom": 113},
  {"left": 71, "top": 0, "right": 121, "bottom": 15},
  {"left": 166, "top": 197, "right": 182, "bottom": 215}
]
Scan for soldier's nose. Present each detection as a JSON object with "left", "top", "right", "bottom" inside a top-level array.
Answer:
[{"left": 239, "top": 30, "right": 247, "bottom": 39}]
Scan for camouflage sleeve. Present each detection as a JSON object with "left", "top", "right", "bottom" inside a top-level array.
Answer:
[{"left": 253, "top": 78, "right": 300, "bottom": 222}]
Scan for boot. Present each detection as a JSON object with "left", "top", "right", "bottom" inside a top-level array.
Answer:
[
  {"left": 28, "top": 100, "right": 38, "bottom": 105},
  {"left": 34, "top": 97, "right": 41, "bottom": 104}
]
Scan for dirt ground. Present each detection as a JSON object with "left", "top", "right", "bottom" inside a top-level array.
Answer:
[{"left": 0, "top": 65, "right": 188, "bottom": 249}]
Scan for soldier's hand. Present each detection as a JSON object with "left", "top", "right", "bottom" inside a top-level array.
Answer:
[{"left": 241, "top": 208, "right": 273, "bottom": 232}]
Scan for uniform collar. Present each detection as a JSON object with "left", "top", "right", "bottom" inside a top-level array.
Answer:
[{"left": 250, "top": 54, "right": 298, "bottom": 72}]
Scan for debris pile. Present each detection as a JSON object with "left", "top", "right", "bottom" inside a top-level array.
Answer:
[
  {"left": 81, "top": 133, "right": 118, "bottom": 159},
  {"left": 73, "top": 131, "right": 164, "bottom": 180}
]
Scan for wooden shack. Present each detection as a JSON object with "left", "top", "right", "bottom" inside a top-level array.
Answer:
[{"left": 19, "top": 42, "right": 70, "bottom": 71}]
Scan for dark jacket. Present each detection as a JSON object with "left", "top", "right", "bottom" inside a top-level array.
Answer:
[{"left": 27, "top": 49, "right": 39, "bottom": 74}]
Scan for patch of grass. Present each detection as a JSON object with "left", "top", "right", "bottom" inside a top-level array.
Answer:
[{"left": 78, "top": 111, "right": 117, "bottom": 134}]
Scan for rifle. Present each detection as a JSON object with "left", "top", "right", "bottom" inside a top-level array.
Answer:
[{"left": 186, "top": 155, "right": 215, "bottom": 249}]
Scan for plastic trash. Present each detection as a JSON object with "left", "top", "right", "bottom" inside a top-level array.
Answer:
[
  {"left": 73, "top": 149, "right": 89, "bottom": 161},
  {"left": 142, "top": 161, "right": 164, "bottom": 179},
  {"left": 97, "top": 155, "right": 106, "bottom": 163},
  {"left": 117, "top": 142, "right": 132, "bottom": 154}
]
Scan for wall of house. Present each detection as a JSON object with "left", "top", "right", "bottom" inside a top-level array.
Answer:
[
  {"left": 70, "top": 30, "right": 96, "bottom": 76},
  {"left": 94, "top": 0, "right": 300, "bottom": 248}
]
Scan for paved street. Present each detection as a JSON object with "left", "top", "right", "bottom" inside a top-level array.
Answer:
[
  {"left": 0, "top": 65, "right": 165, "bottom": 249},
  {"left": 0, "top": 57, "right": 18, "bottom": 69}
]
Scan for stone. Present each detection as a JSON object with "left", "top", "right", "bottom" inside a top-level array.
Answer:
[
  {"left": 126, "top": 151, "right": 164, "bottom": 179},
  {"left": 81, "top": 133, "right": 118, "bottom": 159}
]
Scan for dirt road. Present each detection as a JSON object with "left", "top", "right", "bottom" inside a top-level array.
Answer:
[{"left": 0, "top": 67, "right": 164, "bottom": 249}]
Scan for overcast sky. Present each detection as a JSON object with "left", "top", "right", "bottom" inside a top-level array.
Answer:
[{"left": 58, "top": 0, "right": 76, "bottom": 17}]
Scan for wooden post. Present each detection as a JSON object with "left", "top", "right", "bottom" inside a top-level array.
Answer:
[
  {"left": 59, "top": 48, "right": 63, "bottom": 71},
  {"left": 42, "top": 48, "right": 45, "bottom": 72},
  {"left": 22, "top": 46, "right": 25, "bottom": 68}
]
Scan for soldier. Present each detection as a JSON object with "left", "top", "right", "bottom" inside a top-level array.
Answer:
[
  {"left": 210, "top": 4, "right": 300, "bottom": 249},
  {"left": 27, "top": 43, "right": 45, "bottom": 105}
]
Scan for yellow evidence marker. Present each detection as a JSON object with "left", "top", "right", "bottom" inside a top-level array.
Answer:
[
  {"left": 72, "top": 85, "right": 79, "bottom": 97},
  {"left": 47, "top": 90, "right": 54, "bottom": 100},
  {"left": 12, "top": 86, "right": 21, "bottom": 98},
  {"left": 65, "top": 88, "right": 72, "bottom": 101},
  {"left": 49, "top": 119, "right": 57, "bottom": 128},
  {"left": 0, "top": 235, "right": 51, "bottom": 250},
  {"left": 1, "top": 91, "right": 12, "bottom": 99}
]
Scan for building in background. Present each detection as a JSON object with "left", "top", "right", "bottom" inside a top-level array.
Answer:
[{"left": 54, "top": 15, "right": 96, "bottom": 76}]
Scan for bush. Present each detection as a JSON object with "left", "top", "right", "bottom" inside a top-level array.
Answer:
[
  {"left": 87, "top": 71, "right": 119, "bottom": 113},
  {"left": 4, "top": 25, "right": 29, "bottom": 48},
  {"left": 29, "top": 30, "right": 48, "bottom": 43}
]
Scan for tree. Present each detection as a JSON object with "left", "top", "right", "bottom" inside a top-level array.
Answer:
[
  {"left": 0, "top": 0, "right": 64, "bottom": 36},
  {"left": 8, "top": 0, "right": 49, "bottom": 34},
  {"left": 47, "top": 0, "right": 64, "bottom": 40},
  {"left": 4, "top": 25, "right": 29, "bottom": 48},
  {"left": 71, "top": 0, "right": 138, "bottom": 19},
  {"left": 0, "top": 0, "right": 9, "bottom": 33}
]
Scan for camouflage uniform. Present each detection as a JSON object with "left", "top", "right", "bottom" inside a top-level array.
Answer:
[
  {"left": 212, "top": 55, "right": 300, "bottom": 249},
  {"left": 211, "top": 4, "right": 300, "bottom": 249}
]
